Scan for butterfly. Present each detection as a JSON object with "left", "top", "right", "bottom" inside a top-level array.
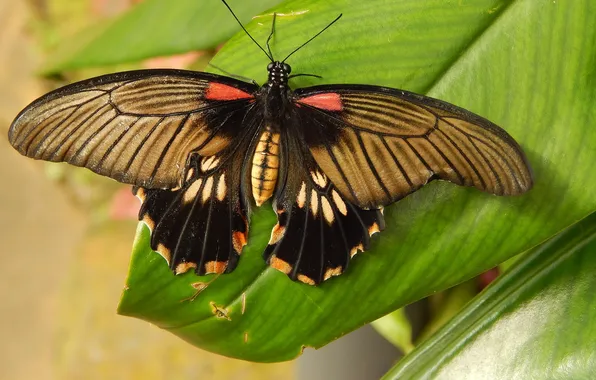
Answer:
[{"left": 7, "top": 2, "right": 533, "bottom": 285}]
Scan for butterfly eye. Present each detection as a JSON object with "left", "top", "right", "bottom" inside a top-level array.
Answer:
[
  {"left": 267, "top": 62, "right": 274, "bottom": 71},
  {"left": 283, "top": 63, "right": 292, "bottom": 74}
]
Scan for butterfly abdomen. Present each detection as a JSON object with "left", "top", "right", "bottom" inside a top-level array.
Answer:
[{"left": 251, "top": 126, "right": 280, "bottom": 206}]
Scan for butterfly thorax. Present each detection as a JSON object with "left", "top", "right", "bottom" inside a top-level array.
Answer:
[{"left": 261, "top": 61, "right": 292, "bottom": 118}]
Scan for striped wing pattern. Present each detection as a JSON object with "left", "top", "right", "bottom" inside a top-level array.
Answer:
[
  {"left": 8, "top": 70, "right": 257, "bottom": 189},
  {"left": 263, "top": 132, "right": 385, "bottom": 284},
  {"left": 295, "top": 85, "right": 533, "bottom": 209}
]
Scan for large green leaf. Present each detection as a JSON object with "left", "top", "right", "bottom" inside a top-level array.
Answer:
[
  {"left": 386, "top": 211, "right": 596, "bottom": 379},
  {"left": 42, "top": 0, "right": 282, "bottom": 73},
  {"left": 116, "top": 0, "right": 596, "bottom": 361}
]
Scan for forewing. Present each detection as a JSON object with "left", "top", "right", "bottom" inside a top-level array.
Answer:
[
  {"left": 264, "top": 129, "right": 384, "bottom": 285},
  {"left": 8, "top": 69, "right": 258, "bottom": 189},
  {"left": 293, "top": 85, "right": 533, "bottom": 209}
]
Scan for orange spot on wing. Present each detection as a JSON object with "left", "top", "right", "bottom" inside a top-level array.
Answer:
[
  {"left": 269, "top": 255, "right": 292, "bottom": 274},
  {"left": 297, "top": 274, "right": 316, "bottom": 285},
  {"left": 232, "top": 231, "right": 247, "bottom": 254},
  {"left": 175, "top": 261, "right": 197, "bottom": 274},
  {"left": 297, "top": 93, "right": 343, "bottom": 111},
  {"left": 204, "top": 260, "right": 228, "bottom": 274},
  {"left": 205, "top": 82, "right": 254, "bottom": 101}
]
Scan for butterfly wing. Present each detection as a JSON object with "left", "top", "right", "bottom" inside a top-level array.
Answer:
[
  {"left": 134, "top": 112, "right": 260, "bottom": 275},
  {"left": 264, "top": 127, "right": 385, "bottom": 284},
  {"left": 8, "top": 69, "right": 258, "bottom": 189},
  {"left": 263, "top": 84, "right": 533, "bottom": 284},
  {"left": 292, "top": 85, "right": 533, "bottom": 209}
]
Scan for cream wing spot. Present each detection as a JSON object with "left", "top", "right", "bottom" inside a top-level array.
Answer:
[
  {"left": 331, "top": 190, "right": 348, "bottom": 216},
  {"left": 269, "top": 223, "right": 286, "bottom": 245},
  {"left": 185, "top": 167, "right": 195, "bottom": 181},
  {"left": 310, "top": 189, "right": 319, "bottom": 217},
  {"left": 297, "top": 182, "right": 307, "bottom": 208},
  {"left": 156, "top": 243, "right": 171, "bottom": 264},
  {"left": 323, "top": 266, "right": 343, "bottom": 281},
  {"left": 297, "top": 274, "right": 316, "bottom": 285},
  {"left": 201, "top": 176, "right": 214, "bottom": 204},
  {"left": 368, "top": 222, "right": 380, "bottom": 236},
  {"left": 135, "top": 188, "right": 146, "bottom": 202},
  {"left": 350, "top": 243, "right": 364, "bottom": 258},
  {"left": 183, "top": 178, "right": 202, "bottom": 204},
  {"left": 142, "top": 214, "right": 155, "bottom": 231},
  {"left": 321, "top": 196, "right": 334, "bottom": 224},
  {"left": 216, "top": 174, "right": 226, "bottom": 201},
  {"left": 200, "top": 155, "right": 220, "bottom": 172},
  {"left": 175, "top": 261, "right": 197, "bottom": 275},
  {"left": 310, "top": 170, "right": 328, "bottom": 188}
]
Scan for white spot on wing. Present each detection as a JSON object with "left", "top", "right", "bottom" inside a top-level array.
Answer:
[
  {"left": 183, "top": 178, "right": 203, "bottom": 204},
  {"left": 297, "top": 182, "right": 307, "bottom": 208},
  {"left": 310, "top": 189, "right": 319, "bottom": 217},
  {"left": 332, "top": 190, "right": 348, "bottom": 216},
  {"left": 202, "top": 176, "right": 214, "bottom": 204},
  {"left": 321, "top": 196, "right": 334, "bottom": 224},
  {"left": 310, "top": 170, "right": 328, "bottom": 188},
  {"left": 216, "top": 174, "right": 227, "bottom": 201},
  {"left": 200, "top": 156, "right": 220, "bottom": 172}
]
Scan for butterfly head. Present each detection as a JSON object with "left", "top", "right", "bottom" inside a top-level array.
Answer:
[{"left": 267, "top": 61, "right": 291, "bottom": 89}]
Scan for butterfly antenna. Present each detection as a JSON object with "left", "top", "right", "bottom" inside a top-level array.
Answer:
[
  {"left": 208, "top": 63, "right": 259, "bottom": 85},
  {"left": 221, "top": 0, "right": 273, "bottom": 61},
  {"left": 288, "top": 73, "right": 323, "bottom": 79},
  {"left": 282, "top": 13, "right": 342, "bottom": 63},
  {"left": 265, "top": 13, "right": 277, "bottom": 60}
]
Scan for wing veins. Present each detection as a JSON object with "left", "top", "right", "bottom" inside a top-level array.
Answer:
[
  {"left": 122, "top": 116, "right": 165, "bottom": 178},
  {"left": 73, "top": 112, "right": 123, "bottom": 165},
  {"left": 299, "top": 103, "right": 428, "bottom": 138},
  {"left": 424, "top": 130, "right": 468, "bottom": 185},
  {"left": 379, "top": 135, "right": 414, "bottom": 187},
  {"left": 100, "top": 117, "right": 141, "bottom": 170},
  {"left": 467, "top": 136, "right": 508, "bottom": 193},
  {"left": 28, "top": 105, "right": 82, "bottom": 156},
  {"left": 291, "top": 204, "right": 310, "bottom": 279},
  {"left": 355, "top": 131, "right": 392, "bottom": 200},
  {"left": 23, "top": 91, "right": 107, "bottom": 148},
  {"left": 49, "top": 103, "right": 114, "bottom": 161},
  {"left": 403, "top": 139, "right": 433, "bottom": 174},
  {"left": 148, "top": 114, "right": 191, "bottom": 184},
  {"left": 172, "top": 179, "right": 205, "bottom": 266},
  {"left": 198, "top": 185, "right": 216, "bottom": 271}
]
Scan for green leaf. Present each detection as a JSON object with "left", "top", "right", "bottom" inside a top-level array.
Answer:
[
  {"left": 385, "top": 212, "right": 596, "bottom": 379},
  {"left": 118, "top": 0, "right": 596, "bottom": 361},
  {"left": 371, "top": 308, "right": 415, "bottom": 354},
  {"left": 42, "top": 0, "right": 283, "bottom": 74}
]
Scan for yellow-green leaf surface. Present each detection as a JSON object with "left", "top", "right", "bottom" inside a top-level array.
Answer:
[
  {"left": 42, "top": 0, "right": 283, "bottom": 73},
  {"left": 115, "top": 0, "right": 595, "bottom": 361},
  {"left": 386, "top": 212, "right": 596, "bottom": 379}
]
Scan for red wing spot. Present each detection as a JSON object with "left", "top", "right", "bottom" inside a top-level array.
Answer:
[
  {"left": 205, "top": 82, "right": 254, "bottom": 101},
  {"left": 297, "top": 93, "right": 343, "bottom": 111}
]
